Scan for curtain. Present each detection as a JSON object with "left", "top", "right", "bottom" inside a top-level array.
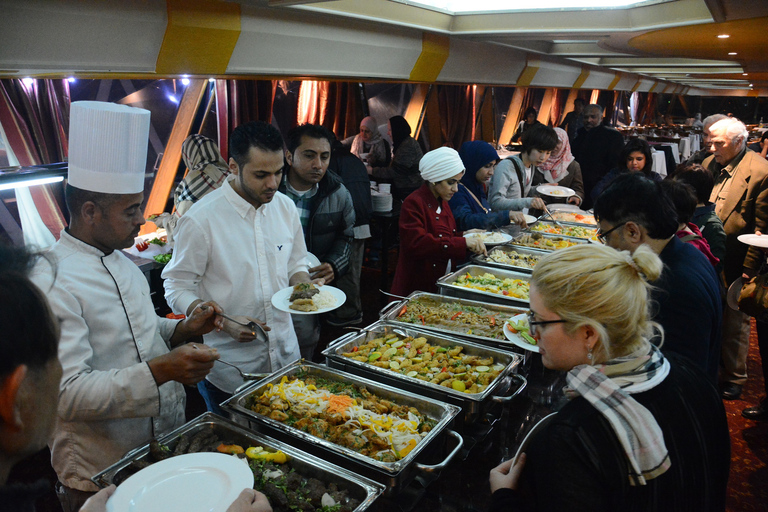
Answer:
[
  {"left": 549, "top": 89, "right": 564, "bottom": 127},
  {"left": 0, "top": 79, "right": 69, "bottom": 247},
  {"left": 297, "top": 81, "right": 364, "bottom": 140},
  {"left": 437, "top": 85, "right": 473, "bottom": 149}
]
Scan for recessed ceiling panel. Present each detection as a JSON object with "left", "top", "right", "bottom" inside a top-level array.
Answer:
[{"left": 391, "top": 0, "right": 672, "bottom": 15}]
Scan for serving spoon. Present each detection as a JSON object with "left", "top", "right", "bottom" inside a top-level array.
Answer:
[{"left": 190, "top": 344, "right": 270, "bottom": 381}]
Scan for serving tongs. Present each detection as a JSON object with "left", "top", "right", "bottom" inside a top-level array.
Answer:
[
  {"left": 541, "top": 205, "right": 564, "bottom": 227},
  {"left": 217, "top": 313, "right": 268, "bottom": 342}
]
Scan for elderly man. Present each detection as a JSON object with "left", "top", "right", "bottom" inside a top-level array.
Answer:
[
  {"left": 279, "top": 123, "right": 355, "bottom": 360},
  {"left": 30, "top": 102, "right": 222, "bottom": 511},
  {"left": 571, "top": 104, "right": 625, "bottom": 208},
  {"left": 685, "top": 114, "right": 728, "bottom": 166},
  {"left": 594, "top": 173, "right": 722, "bottom": 383},
  {"left": 704, "top": 117, "right": 768, "bottom": 400},
  {"left": 163, "top": 121, "right": 316, "bottom": 414}
]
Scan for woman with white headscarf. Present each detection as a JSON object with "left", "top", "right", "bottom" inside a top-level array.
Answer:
[
  {"left": 390, "top": 147, "right": 487, "bottom": 297},
  {"left": 532, "top": 127, "right": 585, "bottom": 206},
  {"left": 345, "top": 116, "right": 391, "bottom": 168}
]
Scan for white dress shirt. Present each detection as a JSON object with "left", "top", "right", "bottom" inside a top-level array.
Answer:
[
  {"left": 163, "top": 177, "right": 308, "bottom": 393},
  {"left": 30, "top": 230, "right": 185, "bottom": 492}
]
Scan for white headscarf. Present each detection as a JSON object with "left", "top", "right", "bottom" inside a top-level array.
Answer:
[{"left": 419, "top": 147, "right": 465, "bottom": 183}]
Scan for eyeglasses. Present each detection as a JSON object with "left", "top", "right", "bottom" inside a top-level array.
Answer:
[
  {"left": 596, "top": 221, "right": 628, "bottom": 244},
  {"left": 526, "top": 310, "right": 568, "bottom": 337}
]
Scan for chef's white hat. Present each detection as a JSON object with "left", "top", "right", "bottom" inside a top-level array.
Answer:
[{"left": 68, "top": 101, "right": 151, "bottom": 194}]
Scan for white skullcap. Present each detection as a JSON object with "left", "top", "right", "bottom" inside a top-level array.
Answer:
[
  {"left": 419, "top": 147, "right": 465, "bottom": 183},
  {"left": 68, "top": 101, "right": 151, "bottom": 194}
]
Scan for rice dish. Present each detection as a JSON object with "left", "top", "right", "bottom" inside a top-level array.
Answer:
[
  {"left": 313, "top": 289, "right": 337, "bottom": 309},
  {"left": 467, "top": 232, "right": 507, "bottom": 243}
]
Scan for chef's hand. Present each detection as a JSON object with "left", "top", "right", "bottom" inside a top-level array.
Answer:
[
  {"left": 567, "top": 195, "right": 582, "bottom": 206},
  {"left": 310, "top": 263, "right": 335, "bottom": 284},
  {"left": 489, "top": 453, "right": 527, "bottom": 493},
  {"left": 530, "top": 197, "right": 547, "bottom": 210},
  {"left": 217, "top": 314, "right": 269, "bottom": 343},
  {"left": 509, "top": 211, "right": 528, "bottom": 228},
  {"left": 173, "top": 301, "right": 222, "bottom": 340},
  {"left": 80, "top": 485, "right": 115, "bottom": 512},
  {"left": 466, "top": 236, "right": 487, "bottom": 256},
  {"left": 147, "top": 342, "right": 218, "bottom": 386},
  {"left": 226, "top": 489, "right": 273, "bottom": 512}
]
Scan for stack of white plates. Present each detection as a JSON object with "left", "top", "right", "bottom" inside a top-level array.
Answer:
[{"left": 371, "top": 192, "right": 393, "bottom": 212}]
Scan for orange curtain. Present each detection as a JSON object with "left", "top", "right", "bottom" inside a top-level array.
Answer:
[
  {"left": 437, "top": 85, "right": 474, "bottom": 149},
  {"left": 0, "top": 78, "right": 69, "bottom": 237},
  {"left": 297, "top": 81, "right": 364, "bottom": 140}
]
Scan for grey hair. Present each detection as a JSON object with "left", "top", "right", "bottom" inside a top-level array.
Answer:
[
  {"left": 584, "top": 104, "right": 604, "bottom": 115},
  {"left": 709, "top": 118, "right": 748, "bottom": 147},
  {"left": 702, "top": 114, "right": 728, "bottom": 130}
]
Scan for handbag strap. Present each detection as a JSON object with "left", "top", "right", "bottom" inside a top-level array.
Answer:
[{"left": 459, "top": 183, "right": 489, "bottom": 213}]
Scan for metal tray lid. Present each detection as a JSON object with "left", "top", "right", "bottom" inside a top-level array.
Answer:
[
  {"left": 223, "top": 361, "right": 462, "bottom": 475},
  {"left": 91, "top": 412, "right": 385, "bottom": 511},
  {"left": 322, "top": 320, "right": 523, "bottom": 403}
]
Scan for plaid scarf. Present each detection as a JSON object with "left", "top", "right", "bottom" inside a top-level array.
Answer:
[{"left": 565, "top": 344, "right": 671, "bottom": 486}]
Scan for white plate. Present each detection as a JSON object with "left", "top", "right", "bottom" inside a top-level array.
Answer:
[
  {"left": 726, "top": 277, "right": 744, "bottom": 311},
  {"left": 271, "top": 285, "right": 346, "bottom": 315},
  {"left": 503, "top": 313, "right": 540, "bottom": 353},
  {"left": 306, "top": 252, "right": 322, "bottom": 268},
  {"left": 463, "top": 232, "right": 513, "bottom": 247},
  {"left": 537, "top": 185, "right": 576, "bottom": 198},
  {"left": 523, "top": 214, "right": 538, "bottom": 225},
  {"left": 738, "top": 234, "right": 768, "bottom": 248},
  {"left": 547, "top": 203, "right": 585, "bottom": 213},
  {"left": 512, "top": 413, "right": 557, "bottom": 465},
  {"left": 106, "top": 453, "right": 253, "bottom": 512}
]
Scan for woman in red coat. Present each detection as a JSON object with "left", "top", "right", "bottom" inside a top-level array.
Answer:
[{"left": 390, "top": 147, "right": 487, "bottom": 297}]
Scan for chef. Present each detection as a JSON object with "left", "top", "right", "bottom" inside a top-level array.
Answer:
[{"left": 30, "top": 101, "right": 221, "bottom": 511}]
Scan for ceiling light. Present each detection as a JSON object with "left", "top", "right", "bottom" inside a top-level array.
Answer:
[
  {"left": 717, "top": 34, "right": 730, "bottom": 39},
  {"left": 67, "top": 77, "right": 76, "bottom": 83},
  {"left": 208, "top": 78, "right": 215, "bottom": 83},
  {"left": 750, "top": 84, "right": 754, "bottom": 87},
  {"left": 398, "top": 0, "right": 656, "bottom": 14},
  {"left": 22, "top": 77, "right": 34, "bottom": 87},
  {"left": 728, "top": 52, "right": 737, "bottom": 56},
  {"left": 743, "top": 73, "right": 748, "bottom": 76}
]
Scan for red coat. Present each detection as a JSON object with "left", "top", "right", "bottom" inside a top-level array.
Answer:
[{"left": 391, "top": 183, "right": 468, "bottom": 296}]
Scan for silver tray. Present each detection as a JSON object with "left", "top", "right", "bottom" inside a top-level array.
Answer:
[
  {"left": 223, "top": 361, "right": 463, "bottom": 496},
  {"left": 436, "top": 264, "right": 530, "bottom": 307},
  {"left": 526, "top": 219, "right": 599, "bottom": 241},
  {"left": 378, "top": 291, "right": 527, "bottom": 352},
  {"left": 92, "top": 412, "right": 384, "bottom": 511},
  {"left": 322, "top": 320, "right": 526, "bottom": 426},
  {"left": 508, "top": 231, "right": 591, "bottom": 252},
  {"left": 471, "top": 245, "right": 547, "bottom": 273}
]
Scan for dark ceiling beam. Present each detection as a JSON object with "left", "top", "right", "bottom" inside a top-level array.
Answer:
[{"left": 703, "top": 0, "right": 727, "bottom": 22}]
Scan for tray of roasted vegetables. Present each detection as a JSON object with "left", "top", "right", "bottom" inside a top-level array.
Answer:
[
  {"left": 437, "top": 265, "right": 530, "bottom": 306},
  {"left": 471, "top": 245, "right": 547, "bottom": 273}
]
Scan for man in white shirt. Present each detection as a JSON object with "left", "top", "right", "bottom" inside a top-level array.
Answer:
[
  {"left": 30, "top": 102, "right": 221, "bottom": 511},
  {"left": 163, "top": 121, "right": 318, "bottom": 414}
]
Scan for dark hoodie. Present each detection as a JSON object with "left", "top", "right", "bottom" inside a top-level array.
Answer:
[{"left": 449, "top": 140, "right": 511, "bottom": 231}]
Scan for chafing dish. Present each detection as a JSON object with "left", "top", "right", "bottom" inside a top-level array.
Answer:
[
  {"left": 223, "top": 361, "right": 463, "bottom": 496},
  {"left": 527, "top": 219, "right": 599, "bottom": 241},
  {"left": 471, "top": 245, "right": 547, "bottom": 273},
  {"left": 436, "top": 264, "right": 530, "bottom": 307},
  {"left": 509, "top": 231, "right": 590, "bottom": 252},
  {"left": 92, "top": 412, "right": 384, "bottom": 511},
  {"left": 322, "top": 321, "right": 526, "bottom": 427},
  {"left": 378, "top": 291, "right": 527, "bottom": 352}
]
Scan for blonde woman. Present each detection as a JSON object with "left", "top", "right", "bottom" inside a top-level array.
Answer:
[{"left": 489, "top": 244, "right": 729, "bottom": 512}]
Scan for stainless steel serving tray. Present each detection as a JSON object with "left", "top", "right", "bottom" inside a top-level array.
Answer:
[
  {"left": 92, "top": 412, "right": 384, "bottom": 511},
  {"left": 322, "top": 321, "right": 526, "bottom": 426},
  {"left": 378, "top": 291, "right": 527, "bottom": 352},
  {"left": 508, "top": 231, "right": 591, "bottom": 252},
  {"left": 437, "top": 264, "right": 530, "bottom": 307},
  {"left": 471, "top": 245, "right": 548, "bottom": 274},
  {"left": 526, "top": 219, "right": 599, "bottom": 241},
  {"left": 223, "top": 361, "right": 463, "bottom": 496}
]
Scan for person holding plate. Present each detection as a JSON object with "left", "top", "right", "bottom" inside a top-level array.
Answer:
[
  {"left": 489, "top": 125, "right": 553, "bottom": 214},
  {"left": 449, "top": 140, "right": 529, "bottom": 231},
  {"left": 163, "top": 121, "right": 319, "bottom": 415},
  {"left": 531, "top": 128, "right": 585, "bottom": 207},
  {"left": 489, "top": 243, "right": 729, "bottom": 512},
  {"left": 390, "top": 147, "right": 487, "bottom": 297}
]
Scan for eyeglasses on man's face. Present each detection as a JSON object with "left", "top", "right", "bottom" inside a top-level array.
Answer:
[{"left": 596, "top": 221, "right": 628, "bottom": 244}]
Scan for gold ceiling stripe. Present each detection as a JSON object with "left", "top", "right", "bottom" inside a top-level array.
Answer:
[
  {"left": 409, "top": 33, "right": 450, "bottom": 82},
  {"left": 572, "top": 67, "right": 590, "bottom": 89},
  {"left": 156, "top": 0, "right": 241, "bottom": 75},
  {"left": 516, "top": 60, "right": 540, "bottom": 87},
  {"left": 607, "top": 73, "right": 621, "bottom": 90}
]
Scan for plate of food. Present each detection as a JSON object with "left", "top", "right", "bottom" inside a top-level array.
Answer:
[
  {"left": 106, "top": 452, "right": 253, "bottom": 512},
  {"left": 463, "top": 231, "right": 513, "bottom": 246},
  {"left": 523, "top": 214, "right": 538, "bottom": 225},
  {"left": 271, "top": 283, "right": 346, "bottom": 314},
  {"left": 536, "top": 185, "right": 576, "bottom": 198},
  {"left": 503, "top": 313, "right": 540, "bottom": 353}
]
